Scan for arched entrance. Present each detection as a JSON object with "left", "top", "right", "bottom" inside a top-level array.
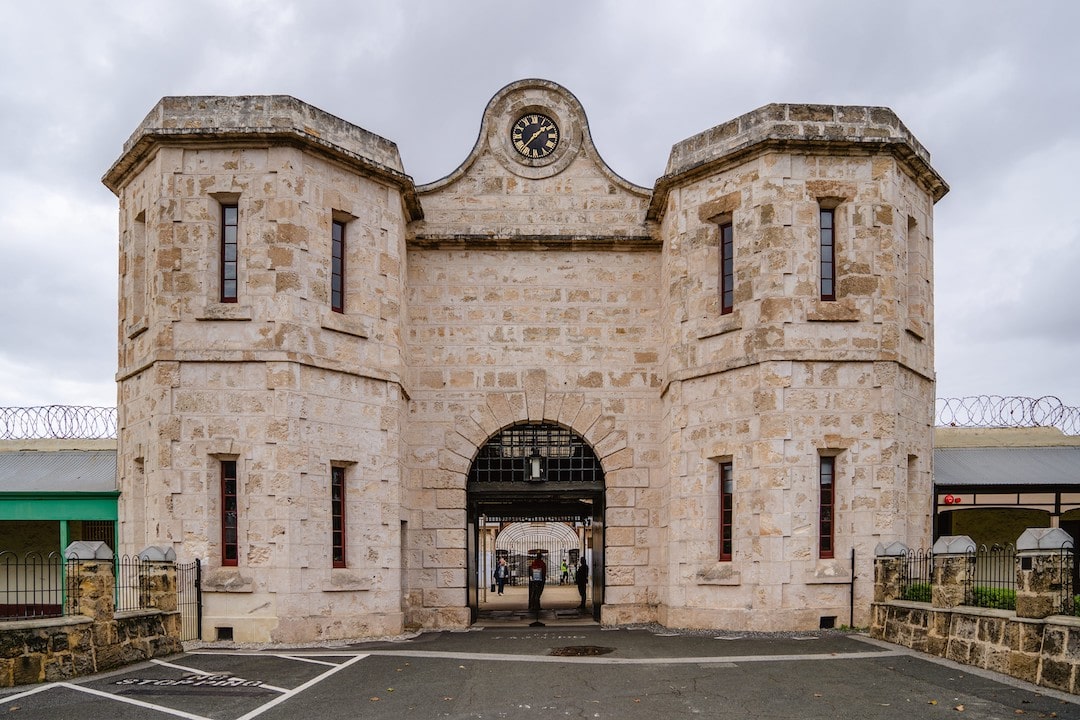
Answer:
[{"left": 466, "top": 422, "right": 605, "bottom": 622}]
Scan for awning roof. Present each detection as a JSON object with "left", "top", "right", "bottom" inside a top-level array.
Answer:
[
  {"left": 934, "top": 447, "right": 1080, "bottom": 487},
  {"left": 0, "top": 450, "right": 117, "bottom": 493}
]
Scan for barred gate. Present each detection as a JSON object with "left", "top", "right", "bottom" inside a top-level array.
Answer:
[
  {"left": 177, "top": 559, "right": 202, "bottom": 641},
  {"left": 497, "top": 524, "right": 581, "bottom": 586}
]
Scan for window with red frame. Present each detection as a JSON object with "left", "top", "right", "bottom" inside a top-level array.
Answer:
[
  {"left": 221, "top": 460, "right": 238, "bottom": 566},
  {"left": 221, "top": 204, "right": 239, "bottom": 303},
  {"left": 720, "top": 222, "right": 734, "bottom": 314},
  {"left": 331, "top": 220, "right": 345, "bottom": 313},
  {"left": 820, "top": 208, "right": 835, "bottom": 301},
  {"left": 819, "top": 455, "right": 835, "bottom": 559},
  {"left": 331, "top": 466, "right": 346, "bottom": 567},
  {"left": 719, "top": 461, "right": 733, "bottom": 561}
]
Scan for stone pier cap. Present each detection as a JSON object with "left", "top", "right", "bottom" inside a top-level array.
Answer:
[
  {"left": 65, "top": 540, "right": 114, "bottom": 560},
  {"left": 931, "top": 535, "right": 976, "bottom": 555},
  {"left": 137, "top": 545, "right": 177, "bottom": 562},
  {"left": 1016, "top": 527, "right": 1074, "bottom": 553},
  {"left": 875, "top": 541, "right": 910, "bottom": 556}
]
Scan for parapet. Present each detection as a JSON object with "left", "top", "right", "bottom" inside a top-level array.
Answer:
[
  {"left": 649, "top": 103, "right": 948, "bottom": 219},
  {"left": 102, "top": 95, "right": 414, "bottom": 205}
]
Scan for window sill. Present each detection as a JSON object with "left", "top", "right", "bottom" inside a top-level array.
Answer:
[
  {"left": 323, "top": 569, "right": 373, "bottom": 592},
  {"left": 125, "top": 317, "right": 149, "bottom": 339},
  {"left": 202, "top": 567, "right": 255, "bottom": 592},
  {"left": 905, "top": 319, "right": 927, "bottom": 341},
  {"left": 319, "top": 308, "right": 370, "bottom": 339},
  {"left": 695, "top": 562, "right": 741, "bottom": 586},
  {"left": 195, "top": 303, "right": 254, "bottom": 321},
  {"left": 807, "top": 298, "right": 860, "bottom": 322},
  {"left": 696, "top": 313, "right": 742, "bottom": 340},
  {"left": 804, "top": 559, "right": 852, "bottom": 584}
]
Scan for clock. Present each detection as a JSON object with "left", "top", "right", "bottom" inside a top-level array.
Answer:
[{"left": 511, "top": 113, "right": 560, "bottom": 159}]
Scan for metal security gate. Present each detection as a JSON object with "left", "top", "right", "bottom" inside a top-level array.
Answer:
[
  {"left": 177, "top": 559, "right": 201, "bottom": 641},
  {"left": 498, "top": 523, "right": 581, "bottom": 586},
  {"left": 467, "top": 422, "right": 606, "bottom": 621}
]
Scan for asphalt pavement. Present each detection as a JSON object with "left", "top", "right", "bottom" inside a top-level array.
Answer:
[{"left": 1, "top": 623, "right": 1077, "bottom": 719}]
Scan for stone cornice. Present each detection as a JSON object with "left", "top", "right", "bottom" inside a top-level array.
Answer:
[
  {"left": 648, "top": 103, "right": 949, "bottom": 221},
  {"left": 407, "top": 233, "right": 660, "bottom": 251},
  {"left": 102, "top": 95, "right": 423, "bottom": 221}
]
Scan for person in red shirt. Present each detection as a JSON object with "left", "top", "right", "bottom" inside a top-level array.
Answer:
[{"left": 527, "top": 552, "right": 547, "bottom": 611}]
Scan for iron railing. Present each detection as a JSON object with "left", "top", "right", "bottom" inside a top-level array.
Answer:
[
  {"left": 964, "top": 544, "right": 1017, "bottom": 610},
  {"left": 0, "top": 551, "right": 78, "bottom": 620},
  {"left": 1061, "top": 542, "right": 1077, "bottom": 617},
  {"left": 899, "top": 548, "right": 933, "bottom": 602},
  {"left": 177, "top": 559, "right": 202, "bottom": 641},
  {"left": 114, "top": 555, "right": 153, "bottom": 613}
]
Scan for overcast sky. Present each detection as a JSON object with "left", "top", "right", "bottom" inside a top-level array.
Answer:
[{"left": 1, "top": 0, "right": 1078, "bottom": 411}]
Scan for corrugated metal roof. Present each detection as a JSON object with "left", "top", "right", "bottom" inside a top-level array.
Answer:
[
  {"left": 934, "top": 446, "right": 1080, "bottom": 486},
  {"left": 0, "top": 450, "right": 117, "bottom": 493}
]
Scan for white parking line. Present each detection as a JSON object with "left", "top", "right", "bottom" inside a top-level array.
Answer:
[
  {"left": 274, "top": 654, "right": 341, "bottom": 667},
  {"left": 234, "top": 653, "right": 368, "bottom": 720},
  {"left": 0, "top": 651, "right": 371, "bottom": 720},
  {"left": 56, "top": 682, "right": 213, "bottom": 720}
]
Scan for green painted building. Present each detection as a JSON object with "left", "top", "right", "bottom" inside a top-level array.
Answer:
[{"left": 0, "top": 440, "right": 119, "bottom": 558}]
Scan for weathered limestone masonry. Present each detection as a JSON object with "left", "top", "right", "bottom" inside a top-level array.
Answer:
[
  {"left": 872, "top": 530, "right": 1080, "bottom": 695},
  {"left": 104, "top": 80, "right": 947, "bottom": 641}
]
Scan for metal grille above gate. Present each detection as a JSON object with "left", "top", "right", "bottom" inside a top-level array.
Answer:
[{"left": 468, "top": 423, "right": 603, "bottom": 484}]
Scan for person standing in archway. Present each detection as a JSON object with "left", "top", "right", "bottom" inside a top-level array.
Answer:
[
  {"left": 494, "top": 557, "right": 509, "bottom": 595},
  {"left": 528, "top": 552, "right": 547, "bottom": 611},
  {"left": 576, "top": 558, "right": 589, "bottom": 610}
]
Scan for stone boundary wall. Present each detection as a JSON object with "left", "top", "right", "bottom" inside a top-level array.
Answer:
[
  {"left": 0, "top": 543, "right": 183, "bottom": 687},
  {"left": 870, "top": 529, "right": 1078, "bottom": 695},
  {"left": 871, "top": 602, "right": 1080, "bottom": 694}
]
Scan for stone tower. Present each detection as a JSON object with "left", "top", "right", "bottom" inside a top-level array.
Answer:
[{"left": 104, "top": 80, "right": 947, "bottom": 641}]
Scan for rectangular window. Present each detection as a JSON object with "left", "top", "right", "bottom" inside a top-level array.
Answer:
[
  {"left": 719, "top": 461, "right": 733, "bottom": 561},
  {"left": 221, "top": 460, "right": 239, "bottom": 566},
  {"left": 331, "top": 466, "right": 346, "bottom": 568},
  {"left": 719, "top": 222, "right": 734, "bottom": 315},
  {"left": 819, "top": 456, "right": 835, "bottom": 559},
  {"left": 819, "top": 208, "right": 835, "bottom": 301},
  {"left": 221, "top": 204, "right": 238, "bottom": 303},
  {"left": 331, "top": 220, "right": 345, "bottom": 313}
]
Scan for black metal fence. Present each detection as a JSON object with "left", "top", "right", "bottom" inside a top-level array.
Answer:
[
  {"left": 964, "top": 544, "right": 1016, "bottom": 610},
  {"left": 177, "top": 559, "right": 202, "bottom": 641},
  {"left": 1061, "top": 542, "right": 1077, "bottom": 616},
  {"left": 1, "top": 551, "right": 202, "bottom": 639},
  {"left": 899, "top": 548, "right": 933, "bottom": 602},
  {"left": 0, "top": 551, "right": 78, "bottom": 620},
  {"left": 114, "top": 555, "right": 152, "bottom": 613}
]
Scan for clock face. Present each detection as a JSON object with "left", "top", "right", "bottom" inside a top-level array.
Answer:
[{"left": 511, "top": 113, "right": 560, "bottom": 159}]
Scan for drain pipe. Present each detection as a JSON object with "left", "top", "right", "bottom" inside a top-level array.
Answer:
[{"left": 849, "top": 547, "right": 856, "bottom": 628}]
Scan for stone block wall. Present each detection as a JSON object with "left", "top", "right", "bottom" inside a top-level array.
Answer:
[
  {"left": 107, "top": 103, "right": 412, "bottom": 642},
  {"left": 653, "top": 108, "right": 941, "bottom": 629},
  {"left": 871, "top": 534, "right": 1080, "bottom": 695},
  {"left": 0, "top": 554, "right": 183, "bottom": 688}
]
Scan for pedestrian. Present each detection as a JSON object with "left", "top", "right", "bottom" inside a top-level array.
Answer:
[
  {"left": 527, "top": 551, "right": 547, "bottom": 612},
  {"left": 560, "top": 560, "right": 568, "bottom": 584},
  {"left": 576, "top": 558, "right": 588, "bottom": 609},
  {"left": 494, "top": 557, "right": 509, "bottom": 595}
]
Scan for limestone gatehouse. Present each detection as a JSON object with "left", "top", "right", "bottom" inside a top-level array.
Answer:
[{"left": 102, "top": 79, "right": 948, "bottom": 642}]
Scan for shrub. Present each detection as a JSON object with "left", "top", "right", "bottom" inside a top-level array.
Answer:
[
  {"left": 901, "top": 582, "right": 931, "bottom": 602},
  {"left": 968, "top": 586, "right": 1016, "bottom": 610}
]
